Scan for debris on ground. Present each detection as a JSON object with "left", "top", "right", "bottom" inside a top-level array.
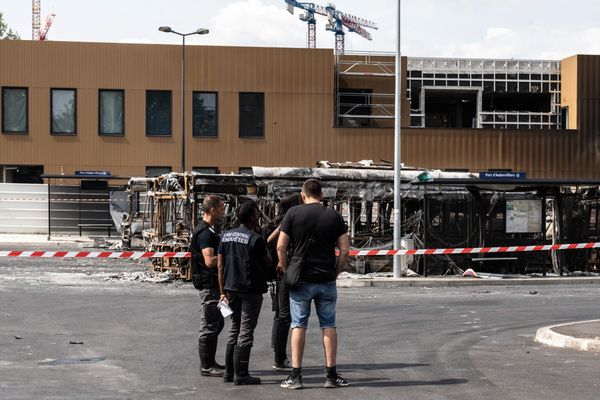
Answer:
[
  {"left": 103, "top": 270, "right": 174, "bottom": 283},
  {"left": 529, "top": 291, "right": 539, "bottom": 295},
  {"left": 109, "top": 241, "right": 122, "bottom": 250},
  {"left": 69, "top": 341, "right": 84, "bottom": 345},
  {"left": 14, "top": 335, "right": 22, "bottom": 340},
  {"left": 463, "top": 268, "right": 479, "bottom": 278}
]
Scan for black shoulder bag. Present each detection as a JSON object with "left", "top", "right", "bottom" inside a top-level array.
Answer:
[{"left": 283, "top": 206, "right": 326, "bottom": 288}]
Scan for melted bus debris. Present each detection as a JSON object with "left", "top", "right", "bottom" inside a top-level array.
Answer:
[{"left": 119, "top": 163, "right": 600, "bottom": 278}]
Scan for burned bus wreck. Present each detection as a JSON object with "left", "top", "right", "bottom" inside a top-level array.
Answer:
[
  {"left": 118, "top": 164, "right": 600, "bottom": 279},
  {"left": 414, "top": 178, "right": 600, "bottom": 276}
]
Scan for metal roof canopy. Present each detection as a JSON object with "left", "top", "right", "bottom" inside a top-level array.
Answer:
[
  {"left": 41, "top": 174, "right": 131, "bottom": 180},
  {"left": 411, "top": 178, "right": 600, "bottom": 191}
]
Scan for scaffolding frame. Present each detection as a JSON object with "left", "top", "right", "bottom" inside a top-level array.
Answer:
[
  {"left": 333, "top": 52, "right": 565, "bottom": 130},
  {"left": 407, "top": 57, "right": 562, "bottom": 130}
]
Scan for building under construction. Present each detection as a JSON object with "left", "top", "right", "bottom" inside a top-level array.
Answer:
[{"left": 1, "top": 38, "right": 600, "bottom": 181}]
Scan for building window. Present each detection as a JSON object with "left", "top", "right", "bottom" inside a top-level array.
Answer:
[
  {"left": 99, "top": 89, "right": 124, "bottom": 135},
  {"left": 51, "top": 89, "right": 76, "bottom": 134},
  {"left": 193, "top": 166, "right": 219, "bottom": 174},
  {"left": 238, "top": 167, "right": 253, "bottom": 175},
  {"left": 145, "top": 166, "right": 172, "bottom": 177},
  {"left": 561, "top": 107, "right": 569, "bottom": 129},
  {"left": 193, "top": 92, "right": 218, "bottom": 137},
  {"left": 2, "top": 87, "right": 28, "bottom": 134},
  {"left": 0, "top": 165, "right": 44, "bottom": 183},
  {"left": 239, "top": 92, "right": 264, "bottom": 138},
  {"left": 146, "top": 90, "right": 172, "bottom": 136}
]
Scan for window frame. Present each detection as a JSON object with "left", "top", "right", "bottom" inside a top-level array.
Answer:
[
  {"left": 145, "top": 166, "right": 172, "bottom": 177},
  {"left": 238, "top": 92, "right": 265, "bottom": 138},
  {"left": 1, "top": 87, "right": 29, "bottom": 134},
  {"left": 98, "top": 89, "right": 125, "bottom": 136},
  {"left": 192, "top": 91, "right": 218, "bottom": 138},
  {"left": 192, "top": 166, "right": 220, "bottom": 174},
  {"left": 50, "top": 88, "right": 77, "bottom": 135},
  {"left": 145, "top": 90, "right": 172, "bottom": 137}
]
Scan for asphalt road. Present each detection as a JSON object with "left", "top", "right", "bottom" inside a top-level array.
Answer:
[{"left": 1, "top": 254, "right": 599, "bottom": 400}]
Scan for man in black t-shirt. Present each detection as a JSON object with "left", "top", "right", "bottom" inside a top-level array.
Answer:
[
  {"left": 276, "top": 179, "right": 350, "bottom": 390},
  {"left": 190, "top": 195, "right": 226, "bottom": 377},
  {"left": 218, "top": 201, "right": 271, "bottom": 385}
]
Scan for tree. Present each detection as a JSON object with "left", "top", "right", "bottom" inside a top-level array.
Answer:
[{"left": 0, "top": 12, "right": 20, "bottom": 40}]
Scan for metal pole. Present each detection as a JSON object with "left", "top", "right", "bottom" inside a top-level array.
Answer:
[
  {"left": 393, "top": 0, "right": 402, "bottom": 278},
  {"left": 47, "top": 178, "right": 51, "bottom": 240},
  {"left": 181, "top": 35, "right": 186, "bottom": 173}
]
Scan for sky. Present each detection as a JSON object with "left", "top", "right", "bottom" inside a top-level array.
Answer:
[{"left": 2, "top": 0, "right": 600, "bottom": 59}]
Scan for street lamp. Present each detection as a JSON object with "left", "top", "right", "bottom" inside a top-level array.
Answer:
[
  {"left": 393, "top": 1, "right": 402, "bottom": 278},
  {"left": 159, "top": 26, "right": 209, "bottom": 173}
]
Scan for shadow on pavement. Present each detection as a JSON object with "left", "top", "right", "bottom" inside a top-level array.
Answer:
[{"left": 351, "top": 377, "right": 469, "bottom": 388}]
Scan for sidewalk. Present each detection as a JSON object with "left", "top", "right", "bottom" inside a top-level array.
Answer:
[
  {"left": 337, "top": 275, "right": 600, "bottom": 288},
  {"left": 0, "top": 233, "right": 111, "bottom": 246},
  {"left": 535, "top": 320, "right": 600, "bottom": 352}
]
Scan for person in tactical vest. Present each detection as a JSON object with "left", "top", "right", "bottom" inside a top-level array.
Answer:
[
  {"left": 218, "top": 200, "right": 271, "bottom": 385},
  {"left": 191, "top": 195, "right": 226, "bottom": 377}
]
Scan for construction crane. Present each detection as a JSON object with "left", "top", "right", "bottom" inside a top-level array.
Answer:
[
  {"left": 284, "top": 0, "right": 329, "bottom": 48},
  {"left": 32, "top": 0, "right": 55, "bottom": 41},
  {"left": 39, "top": 13, "right": 56, "bottom": 40},
  {"left": 32, "top": 0, "right": 41, "bottom": 40},
  {"left": 325, "top": 2, "right": 377, "bottom": 56}
]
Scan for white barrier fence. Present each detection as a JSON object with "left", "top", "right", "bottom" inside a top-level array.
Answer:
[{"left": 0, "top": 183, "right": 48, "bottom": 234}]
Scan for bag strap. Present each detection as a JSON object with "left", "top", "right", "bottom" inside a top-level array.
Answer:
[{"left": 298, "top": 205, "right": 327, "bottom": 260}]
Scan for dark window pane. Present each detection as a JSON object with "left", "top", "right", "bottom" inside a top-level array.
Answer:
[
  {"left": 193, "top": 92, "right": 218, "bottom": 137},
  {"left": 193, "top": 166, "right": 219, "bottom": 174},
  {"left": 146, "top": 166, "right": 171, "bottom": 177},
  {"left": 99, "top": 90, "right": 124, "bottom": 135},
  {"left": 52, "top": 89, "right": 76, "bottom": 134},
  {"left": 2, "top": 88, "right": 28, "bottom": 133},
  {"left": 146, "top": 91, "right": 172, "bottom": 136},
  {"left": 239, "top": 167, "right": 253, "bottom": 175},
  {"left": 239, "top": 92, "right": 264, "bottom": 137}
]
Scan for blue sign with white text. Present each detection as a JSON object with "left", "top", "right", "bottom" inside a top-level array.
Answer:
[
  {"left": 479, "top": 172, "right": 526, "bottom": 180},
  {"left": 75, "top": 171, "right": 111, "bottom": 177}
]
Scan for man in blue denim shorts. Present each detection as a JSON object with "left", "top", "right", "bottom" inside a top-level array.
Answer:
[{"left": 276, "top": 179, "right": 350, "bottom": 390}]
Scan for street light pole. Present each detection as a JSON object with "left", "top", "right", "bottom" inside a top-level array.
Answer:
[
  {"left": 393, "top": 0, "right": 402, "bottom": 278},
  {"left": 181, "top": 34, "right": 186, "bottom": 173},
  {"left": 159, "top": 26, "right": 209, "bottom": 173}
]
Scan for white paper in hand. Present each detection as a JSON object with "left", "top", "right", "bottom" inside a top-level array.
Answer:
[{"left": 218, "top": 298, "right": 233, "bottom": 318}]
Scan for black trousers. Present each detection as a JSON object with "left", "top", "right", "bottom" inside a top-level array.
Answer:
[
  {"left": 271, "top": 279, "right": 291, "bottom": 362},
  {"left": 227, "top": 292, "right": 263, "bottom": 348}
]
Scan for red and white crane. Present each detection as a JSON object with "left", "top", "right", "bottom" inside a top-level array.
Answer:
[{"left": 32, "top": 0, "right": 56, "bottom": 41}]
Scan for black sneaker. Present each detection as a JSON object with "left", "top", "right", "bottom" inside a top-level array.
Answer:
[
  {"left": 273, "top": 359, "right": 292, "bottom": 371},
  {"left": 324, "top": 373, "right": 350, "bottom": 388},
  {"left": 281, "top": 374, "right": 303, "bottom": 390}
]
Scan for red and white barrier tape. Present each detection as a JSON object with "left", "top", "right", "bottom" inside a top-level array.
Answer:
[
  {"left": 349, "top": 242, "right": 600, "bottom": 256},
  {"left": 1, "top": 242, "right": 599, "bottom": 259},
  {"left": 1, "top": 198, "right": 109, "bottom": 203},
  {"left": 0, "top": 251, "right": 189, "bottom": 259}
]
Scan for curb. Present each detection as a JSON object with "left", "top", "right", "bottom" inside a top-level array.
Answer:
[
  {"left": 336, "top": 277, "right": 600, "bottom": 288},
  {"left": 534, "top": 320, "right": 600, "bottom": 352}
]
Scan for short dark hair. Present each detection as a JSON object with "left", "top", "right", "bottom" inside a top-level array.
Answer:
[
  {"left": 237, "top": 200, "right": 258, "bottom": 225},
  {"left": 301, "top": 179, "right": 322, "bottom": 198},
  {"left": 276, "top": 193, "right": 302, "bottom": 224},
  {"left": 203, "top": 195, "right": 223, "bottom": 213}
]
